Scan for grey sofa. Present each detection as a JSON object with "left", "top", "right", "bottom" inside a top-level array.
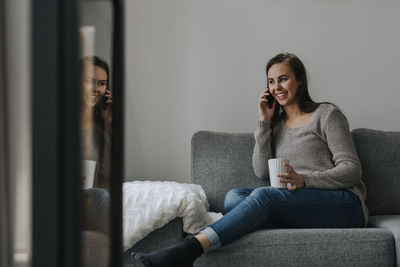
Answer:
[{"left": 124, "top": 128, "right": 400, "bottom": 267}]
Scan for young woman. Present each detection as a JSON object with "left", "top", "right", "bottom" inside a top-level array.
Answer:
[
  {"left": 132, "top": 53, "right": 368, "bottom": 267},
  {"left": 81, "top": 55, "right": 113, "bottom": 190},
  {"left": 81, "top": 56, "right": 113, "bottom": 234}
]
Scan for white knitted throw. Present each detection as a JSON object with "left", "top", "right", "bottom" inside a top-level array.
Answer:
[{"left": 123, "top": 181, "right": 223, "bottom": 251}]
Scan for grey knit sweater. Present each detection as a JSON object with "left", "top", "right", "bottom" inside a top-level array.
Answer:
[
  {"left": 80, "top": 115, "right": 112, "bottom": 191},
  {"left": 252, "top": 103, "right": 368, "bottom": 225}
]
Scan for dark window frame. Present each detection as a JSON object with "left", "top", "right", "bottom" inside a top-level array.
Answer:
[{"left": 32, "top": 0, "right": 124, "bottom": 266}]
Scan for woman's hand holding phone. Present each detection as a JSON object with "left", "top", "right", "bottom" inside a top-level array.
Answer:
[
  {"left": 100, "top": 89, "right": 113, "bottom": 123},
  {"left": 104, "top": 89, "right": 112, "bottom": 105},
  {"left": 258, "top": 88, "right": 276, "bottom": 122}
]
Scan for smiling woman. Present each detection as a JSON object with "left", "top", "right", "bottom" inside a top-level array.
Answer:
[
  {"left": 80, "top": 55, "right": 113, "bottom": 267},
  {"left": 80, "top": 56, "right": 113, "bottom": 190}
]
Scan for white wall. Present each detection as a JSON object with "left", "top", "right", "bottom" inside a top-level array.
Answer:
[
  {"left": 80, "top": 1, "right": 112, "bottom": 65},
  {"left": 125, "top": 0, "right": 400, "bottom": 183}
]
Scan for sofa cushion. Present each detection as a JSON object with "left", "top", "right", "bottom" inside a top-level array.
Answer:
[
  {"left": 191, "top": 131, "right": 269, "bottom": 212},
  {"left": 194, "top": 228, "right": 395, "bottom": 267},
  {"left": 351, "top": 128, "right": 400, "bottom": 215}
]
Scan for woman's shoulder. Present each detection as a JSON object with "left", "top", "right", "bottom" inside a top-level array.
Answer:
[
  {"left": 316, "top": 103, "right": 348, "bottom": 129},
  {"left": 317, "top": 103, "right": 339, "bottom": 112},
  {"left": 315, "top": 103, "right": 344, "bottom": 117}
]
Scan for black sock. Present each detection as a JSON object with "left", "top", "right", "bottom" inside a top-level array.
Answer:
[{"left": 131, "top": 236, "right": 204, "bottom": 267}]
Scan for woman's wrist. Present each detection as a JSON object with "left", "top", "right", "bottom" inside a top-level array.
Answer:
[{"left": 258, "top": 120, "right": 271, "bottom": 127}]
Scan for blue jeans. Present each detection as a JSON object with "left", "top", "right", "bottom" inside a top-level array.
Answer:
[
  {"left": 200, "top": 187, "right": 364, "bottom": 249},
  {"left": 82, "top": 188, "right": 111, "bottom": 234}
]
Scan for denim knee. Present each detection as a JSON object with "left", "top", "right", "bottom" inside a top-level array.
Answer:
[
  {"left": 83, "top": 188, "right": 111, "bottom": 210},
  {"left": 82, "top": 188, "right": 110, "bottom": 233},
  {"left": 224, "top": 189, "right": 242, "bottom": 213},
  {"left": 249, "top": 187, "right": 280, "bottom": 208}
]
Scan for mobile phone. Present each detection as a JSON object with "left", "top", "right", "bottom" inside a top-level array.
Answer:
[
  {"left": 264, "top": 84, "right": 274, "bottom": 108},
  {"left": 102, "top": 95, "right": 108, "bottom": 109}
]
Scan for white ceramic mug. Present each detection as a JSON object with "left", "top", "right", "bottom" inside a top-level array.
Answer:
[
  {"left": 82, "top": 160, "right": 96, "bottom": 189},
  {"left": 268, "top": 158, "right": 290, "bottom": 188}
]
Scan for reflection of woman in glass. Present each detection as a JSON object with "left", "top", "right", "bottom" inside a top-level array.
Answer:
[
  {"left": 81, "top": 56, "right": 112, "bottom": 234},
  {"left": 131, "top": 53, "right": 367, "bottom": 266}
]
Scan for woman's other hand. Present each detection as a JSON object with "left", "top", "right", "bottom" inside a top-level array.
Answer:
[
  {"left": 277, "top": 163, "right": 305, "bottom": 191},
  {"left": 258, "top": 88, "right": 276, "bottom": 122}
]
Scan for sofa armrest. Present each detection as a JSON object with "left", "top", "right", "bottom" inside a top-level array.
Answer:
[
  {"left": 123, "top": 218, "right": 185, "bottom": 266},
  {"left": 368, "top": 215, "right": 400, "bottom": 266}
]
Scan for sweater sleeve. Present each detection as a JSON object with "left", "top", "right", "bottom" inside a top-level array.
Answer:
[
  {"left": 252, "top": 121, "right": 273, "bottom": 179},
  {"left": 302, "top": 107, "right": 362, "bottom": 189}
]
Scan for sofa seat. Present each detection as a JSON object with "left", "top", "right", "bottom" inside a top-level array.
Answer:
[{"left": 194, "top": 228, "right": 395, "bottom": 267}]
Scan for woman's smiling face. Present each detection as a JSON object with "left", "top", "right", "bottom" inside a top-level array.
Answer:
[
  {"left": 82, "top": 65, "right": 108, "bottom": 108},
  {"left": 92, "top": 66, "right": 108, "bottom": 106},
  {"left": 267, "top": 62, "right": 301, "bottom": 107}
]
